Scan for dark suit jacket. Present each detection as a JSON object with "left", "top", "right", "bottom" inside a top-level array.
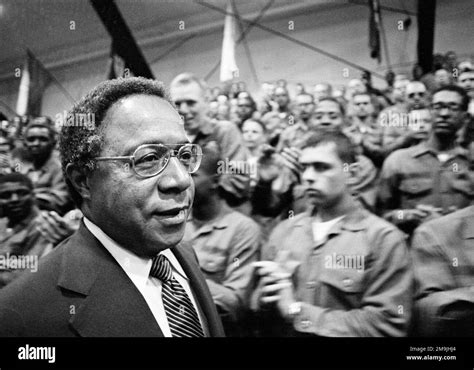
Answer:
[{"left": 0, "top": 222, "right": 224, "bottom": 337}]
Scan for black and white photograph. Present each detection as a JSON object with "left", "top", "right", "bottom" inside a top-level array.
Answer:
[{"left": 0, "top": 0, "right": 473, "bottom": 368}]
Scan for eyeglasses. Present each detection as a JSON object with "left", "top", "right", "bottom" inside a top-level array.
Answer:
[
  {"left": 94, "top": 143, "right": 202, "bottom": 179},
  {"left": 430, "top": 103, "right": 462, "bottom": 112}
]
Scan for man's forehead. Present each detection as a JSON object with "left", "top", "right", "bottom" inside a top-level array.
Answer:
[
  {"left": 394, "top": 80, "right": 408, "bottom": 89},
  {"left": 275, "top": 88, "right": 288, "bottom": 95},
  {"left": 0, "top": 181, "right": 29, "bottom": 191},
  {"left": 26, "top": 127, "right": 50, "bottom": 136},
  {"left": 296, "top": 95, "right": 313, "bottom": 103},
  {"left": 170, "top": 82, "right": 204, "bottom": 100},
  {"left": 407, "top": 83, "right": 426, "bottom": 92},
  {"left": 102, "top": 95, "right": 187, "bottom": 151},
  {"left": 432, "top": 90, "right": 462, "bottom": 103},
  {"left": 354, "top": 95, "right": 370, "bottom": 102},
  {"left": 300, "top": 142, "right": 339, "bottom": 162},
  {"left": 459, "top": 71, "right": 474, "bottom": 80},
  {"left": 316, "top": 101, "right": 341, "bottom": 113},
  {"left": 314, "top": 84, "right": 329, "bottom": 91}
]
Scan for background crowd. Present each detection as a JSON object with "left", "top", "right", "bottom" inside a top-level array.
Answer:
[{"left": 1, "top": 50, "right": 473, "bottom": 337}]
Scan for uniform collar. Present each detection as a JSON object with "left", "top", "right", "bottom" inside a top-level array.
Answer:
[
  {"left": 188, "top": 203, "right": 232, "bottom": 235},
  {"left": 296, "top": 205, "right": 369, "bottom": 233},
  {"left": 411, "top": 141, "right": 468, "bottom": 159}
]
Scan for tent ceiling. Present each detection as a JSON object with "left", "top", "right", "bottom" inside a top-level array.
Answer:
[{"left": 0, "top": 0, "right": 418, "bottom": 77}]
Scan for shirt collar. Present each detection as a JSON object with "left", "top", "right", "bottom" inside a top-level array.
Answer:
[
  {"left": 83, "top": 217, "right": 188, "bottom": 288},
  {"left": 25, "top": 153, "right": 56, "bottom": 173},
  {"left": 304, "top": 205, "right": 369, "bottom": 232},
  {"left": 411, "top": 141, "right": 468, "bottom": 159},
  {"left": 188, "top": 205, "right": 231, "bottom": 235}
]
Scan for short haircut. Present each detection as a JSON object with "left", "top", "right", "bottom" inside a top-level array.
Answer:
[
  {"left": 317, "top": 97, "right": 346, "bottom": 117},
  {"left": 296, "top": 92, "right": 315, "bottom": 103},
  {"left": 170, "top": 72, "right": 208, "bottom": 93},
  {"left": 432, "top": 84, "right": 469, "bottom": 112},
  {"left": 24, "top": 119, "right": 56, "bottom": 140},
  {"left": 314, "top": 82, "right": 332, "bottom": 92},
  {"left": 59, "top": 77, "right": 171, "bottom": 207},
  {"left": 274, "top": 86, "right": 289, "bottom": 95},
  {"left": 352, "top": 91, "right": 373, "bottom": 100},
  {"left": 242, "top": 118, "right": 266, "bottom": 133},
  {"left": 301, "top": 130, "right": 357, "bottom": 164},
  {"left": 0, "top": 172, "right": 34, "bottom": 190},
  {"left": 237, "top": 95, "right": 257, "bottom": 111}
]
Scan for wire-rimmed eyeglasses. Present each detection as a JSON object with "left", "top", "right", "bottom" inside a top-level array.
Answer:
[{"left": 94, "top": 143, "right": 202, "bottom": 179}]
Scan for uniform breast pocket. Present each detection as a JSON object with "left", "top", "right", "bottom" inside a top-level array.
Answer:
[
  {"left": 196, "top": 244, "right": 228, "bottom": 275},
  {"left": 319, "top": 268, "right": 365, "bottom": 308},
  {"left": 399, "top": 178, "right": 432, "bottom": 197},
  {"left": 449, "top": 171, "right": 473, "bottom": 197}
]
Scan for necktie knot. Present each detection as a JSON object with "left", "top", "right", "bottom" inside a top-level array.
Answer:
[{"left": 150, "top": 254, "right": 173, "bottom": 281}]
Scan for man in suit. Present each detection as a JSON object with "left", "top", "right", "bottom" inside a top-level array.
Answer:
[{"left": 0, "top": 77, "right": 224, "bottom": 337}]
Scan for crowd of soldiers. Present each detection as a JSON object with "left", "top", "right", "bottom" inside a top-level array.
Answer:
[{"left": 0, "top": 52, "right": 473, "bottom": 337}]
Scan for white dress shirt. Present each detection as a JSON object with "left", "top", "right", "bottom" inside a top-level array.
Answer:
[{"left": 83, "top": 217, "right": 207, "bottom": 337}]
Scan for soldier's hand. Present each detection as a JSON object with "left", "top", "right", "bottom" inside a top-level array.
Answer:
[
  {"left": 253, "top": 261, "right": 295, "bottom": 313},
  {"left": 279, "top": 147, "right": 303, "bottom": 177},
  {"left": 36, "top": 211, "right": 76, "bottom": 245},
  {"left": 415, "top": 204, "right": 443, "bottom": 220}
]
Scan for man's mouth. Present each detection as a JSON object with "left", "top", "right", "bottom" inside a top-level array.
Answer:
[
  {"left": 305, "top": 189, "right": 323, "bottom": 198},
  {"left": 153, "top": 206, "right": 188, "bottom": 225},
  {"left": 434, "top": 122, "right": 452, "bottom": 129}
]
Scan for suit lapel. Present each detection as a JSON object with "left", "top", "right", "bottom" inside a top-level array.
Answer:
[
  {"left": 171, "top": 243, "right": 225, "bottom": 337},
  {"left": 58, "top": 223, "right": 163, "bottom": 337}
]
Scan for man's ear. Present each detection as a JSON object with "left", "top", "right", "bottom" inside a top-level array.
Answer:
[
  {"left": 344, "top": 161, "right": 360, "bottom": 185},
  {"left": 462, "top": 111, "right": 471, "bottom": 126},
  {"left": 66, "top": 163, "right": 92, "bottom": 202},
  {"left": 211, "top": 174, "right": 220, "bottom": 189}
]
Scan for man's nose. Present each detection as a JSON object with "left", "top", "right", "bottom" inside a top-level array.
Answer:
[
  {"left": 158, "top": 157, "right": 191, "bottom": 193},
  {"left": 10, "top": 193, "right": 19, "bottom": 201},
  {"left": 302, "top": 167, "right": 316, "bottom": 184},
  {"left": 439, "top": 107, "right": 452, "bottom": 117},
  {"left": 178, "top": 102, "right": 190, "bottom": 114}
]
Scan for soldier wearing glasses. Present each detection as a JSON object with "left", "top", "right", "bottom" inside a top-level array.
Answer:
[
  {"left": 0, "top": 77, "right": 224, "bottom": 337},
  {"left": 377, "top": 85, "right": 473, "bottom": 236}
]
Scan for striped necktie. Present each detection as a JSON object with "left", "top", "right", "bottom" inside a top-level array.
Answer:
[{"left": 150, "top": 254, "right": 205, "bottom": 337}]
